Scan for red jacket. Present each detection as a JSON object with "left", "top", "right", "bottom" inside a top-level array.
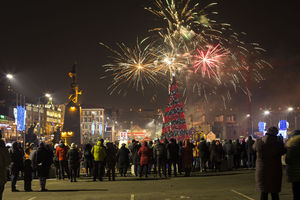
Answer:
[
  {"left": 56, "top": 144, "right": 68, "bottom": 161},
  {"left": 138, "top": 142, "right": 150, "bottom": 166}
]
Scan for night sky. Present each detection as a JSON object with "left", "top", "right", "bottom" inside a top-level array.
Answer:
[{"left": 0, "top": 0, "right": 299, "bottom": 111}]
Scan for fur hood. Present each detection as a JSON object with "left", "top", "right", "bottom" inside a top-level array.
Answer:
[{"left": 287, "top": 135, "right": 300, "bottom": 148}]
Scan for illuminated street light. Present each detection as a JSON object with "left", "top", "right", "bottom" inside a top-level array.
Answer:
[
  {"left": 246, "top": 114, "right": 251, "bottom": 118},
  {"left": 264, "top": 110, "right": 270, "bottom": 115},
  {"left": 70, "top": 106, "right": 76, "bottom": 111},
  {"left": 6, "top": 74, "right": 13, "bottom": 79},
  {"left": 288, "top": 107, "right": 294, "bottom": 112},
  {"left": 45, "top": 93, "right": 51, "bottom": 98}
]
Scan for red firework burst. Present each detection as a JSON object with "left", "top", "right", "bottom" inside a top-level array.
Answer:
[{"left": 192, "top": 44, "right": 229, "bottom": 79}]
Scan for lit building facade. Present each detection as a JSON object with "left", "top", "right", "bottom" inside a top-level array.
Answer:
[
  {"left": 26, "top": 103, "right": 64, "bottom": 141},
  {"left": 81, "top": 107, "right": 105, "bottom": 144},
  {"left": 0, "top": 115, "right": 17, "bottom": 141}
]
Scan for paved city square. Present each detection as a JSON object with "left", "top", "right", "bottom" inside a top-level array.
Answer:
[{"left": 2, "top": 170, "right": 293, "bottom": 200}]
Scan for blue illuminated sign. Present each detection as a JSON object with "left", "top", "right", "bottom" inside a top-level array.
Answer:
[
  {"left": 258, "top": 121, "right": 266, "bottom": 133},
  {"left": 278, "top": 120, "right": 288, "bottom": 130},
  {"left": 17, "top": 106, "right": 26, "bottom": 131}
]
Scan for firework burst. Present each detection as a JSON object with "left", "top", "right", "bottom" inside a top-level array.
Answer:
[
  {"left": 192, "top": 44, "right": 229, "bottom": 79},
  {"left": 100, "top": 38, "right": 165, "bottom": 94},
  {"left": 100, "top": 0, "right": 271, "bottom": 103}
]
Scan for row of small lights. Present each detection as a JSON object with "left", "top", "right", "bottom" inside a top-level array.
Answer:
[{"left": 246, "top": 107, "right": 296, "bottom": 118}]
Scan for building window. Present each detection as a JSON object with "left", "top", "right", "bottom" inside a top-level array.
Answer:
[{"left": 88, "top": 118, "right": 91, "bottom": 122}]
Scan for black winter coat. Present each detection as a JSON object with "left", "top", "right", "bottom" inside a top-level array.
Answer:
[
  {"left": 67, "top": 148, "right": 80, "bottom": 168},
  {"left": 36, "top": 146, "right": 52, "bottom": 178},
  {"left": 106, "top": 146, "right": 118, "bottom": 168},
  {"left": 153, "top": 143, "right": 167, "bottom": 160},
  {"left": 197, "top": 141, "right": 209, "bottom": 159},
  {"left": 131, "top": 143, "right": 140, "bottom": 165},
  {"left": 9, "top": 143, "right": 24, "bottom": 172},
  {"left": 117, "top": 146, "right": 130, "bottom": 168},
  {"left": 254, "top": 134, "right": 285, "bottom": 193},
  {"left": 167, "top": 142, "right": 179, "bottom": 161}
]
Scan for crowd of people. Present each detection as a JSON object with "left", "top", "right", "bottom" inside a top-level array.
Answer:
[{"left": 0, "top": 126, "right": 300, "bottom": 200}]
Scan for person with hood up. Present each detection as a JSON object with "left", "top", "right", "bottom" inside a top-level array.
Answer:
[
  {"left": 0, "top": 139, "right": 11, "bottom": 200},
  {"left": 67, "top": 143, "right": 80, "bottom": 182},
  {"left": 285, "top": 130, "right": 300, "bottom": 200},
  {"left": 36, "top": 142, "right": 52, "bottom": 192},
  {"left": 106, "top": 142, "right": 118, "bottom": 181},
  {"left": 153, "top": 139, "right": 167, "bottom": 178},
  {"left": 9, "top": 141, "right": 24, "bottom": 192},
  {"left": 181, "top": 139, "right": 194, "bottom": 177},
  {"left": 55, "top": 140, "right": 69, "bottom": 179},
  {"left": 117, "top": 143, "right": 130, "bottom": 177},
  {"left": 253, "top": 127, "right": 285, "bottom": 200},
  {"left": 138, "top": 141, "right": 150, "bottom": 178},
  {"left": 91, "top": 139, "right": 107, "bottom": 181}
]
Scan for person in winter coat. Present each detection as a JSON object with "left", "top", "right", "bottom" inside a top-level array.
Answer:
[
  {"left": 253, "top": 126, "right": 285, "bottom": 200},
  {"left": 23, "top": 159, "right": 33, "bottom": 191},
  {"left": 210, "top": 140, "right": 223, "bottom": 172},
  {"left": 67, "top": 143, "right": 80, "bottom": 182},
  {"left": 246, "top": 136, "right": 255, "bottom": 168},
  {"left": 53, "top": 144, "right": 60, "bottom": 179},
  {"left": 138, "top": 141, "right": 150, "bottom": 178},
  {"left": 178, "top": 141, "right": 183, "bottom": 175},
  {"left": 106, "top": 142, "right": 117, "bottom": 181},
  {"left": 55, "top": 140, "right": 69, "bottom": 179},
  {"left": 153, "top": 139, "right": 167, "bottom": 177},
  {"left": 181, "top": 139, "right": 194, "bottom": 177},
  {"left": 91, "top": 139, "right": 107, "bottom": 181},
  {"left": 0, "top": 139, "right": 11, "bottom": 200},
  {"left": 117, "top": 143, "right": 130, "bottom": 177},
  {"left": 233, "top": 139, "right": 242, "bottom": 169},
  {"left": 285, "top": 130, "right": 300, "bottom": 200},
  {"left": 9, "top": 141, "right": 24, "bottom": 192},
  {"left": 131, "top": 141, "right": 141, "bottom": 176},
  {"left": 29, "top": 145, "right": 38, "bottom": 179},
  {"left": 36, "top": 142, "right": 52, "bottom": 191},
  {"left": 224, "top": 139, "right": 234, "bottom": 170},
  {"left": 83, "top": 143, "right": 93, "bottom": 177},
  {"left": 167, "top": 138, "right": 179, "bottom": 176},
  {"left": 197, "top": 137, "right": 209, "bottom": 172},
  {"left": 240, "top": 138, "right": 247, "bottom": 168},
  {"left": 147, "top": 141, "right": 154, "bottom": 174}
]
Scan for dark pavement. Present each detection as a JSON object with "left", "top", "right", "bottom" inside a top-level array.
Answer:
[{"left": 2, "top": 170, "right": 293, "bottom": 200}]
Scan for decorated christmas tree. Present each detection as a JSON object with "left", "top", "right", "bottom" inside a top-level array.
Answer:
[{"left": 162, "top": 77, "right": 188, "bottom": 140}]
